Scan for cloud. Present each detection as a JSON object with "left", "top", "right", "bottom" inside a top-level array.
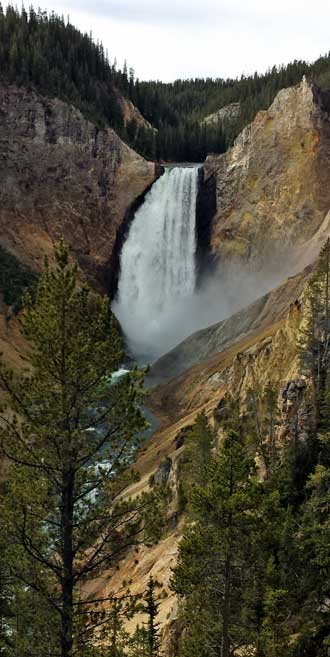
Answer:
[
  {"left": 49, "top": 0, "right": 253, "bottom": 30},
  {"left": 70, "top": 0, "right": 217, "bottom": 26},
  {"left": 56, "top": 0, "right": 327, "bottom": 32}
]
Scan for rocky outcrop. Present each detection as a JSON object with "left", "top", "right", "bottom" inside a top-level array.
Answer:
[
  {"left": 279, "top": 377, "right": 310, "bottom": 444},
  {"left": 153, "top": 456, "right": 172, "bottom": 486},
  {"left": 116, "top": 90, "right": 156, "bottom": 132},
  {"left": 201, "top": 101, "right": 240, "bottom": 127},
  {"left": 0, "top": 84, "right": 157, "bottom": 290},
  {"left": 202, "top": 78, "right": 330, "bottom": 272},
  {"left": 148, "top": 290, "right": 303, "bottom": 429}
]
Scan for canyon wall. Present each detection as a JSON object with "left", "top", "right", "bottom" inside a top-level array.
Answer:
[
  {"left": 149, "top": 266, "right": 311, "bottom": 382},
  {"left": 201, "top": 78, "right": 330, "bottom": 272},
  {"left": 0, "top": 84, "right": 157, "bottom": 290}
]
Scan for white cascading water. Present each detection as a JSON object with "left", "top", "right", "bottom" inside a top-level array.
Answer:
[{"left": 113, "top": 166, "right": 200, "bottom": 361}]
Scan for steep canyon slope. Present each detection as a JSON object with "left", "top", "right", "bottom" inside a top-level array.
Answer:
[
  {"left": 0, "top": 84, "right": 157, "bottom": 289},
  {"left": 201, "top": 78, "right": 330, "bottom": 272},
  {"left": 92, "top": 267, "right": 313, "bottom": 651}
]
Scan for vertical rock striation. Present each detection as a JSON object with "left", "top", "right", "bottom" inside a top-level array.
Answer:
[
  {"left": 0, "top": 84, "right": 157, "bottom": 290},
  {"left": 202, "top": 78, "right": 330, "bottom": 271}
]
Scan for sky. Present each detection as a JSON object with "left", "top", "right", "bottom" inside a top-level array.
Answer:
[{"left": 16, "top": 0, "right": 330, "bottom": 81}]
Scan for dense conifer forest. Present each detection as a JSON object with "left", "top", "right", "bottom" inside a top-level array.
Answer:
[
  {"left": 0, "top": 3, "right": 125, "bottom": 128},
  {"left": 2, "top": 4, "right": 330, "bottom": 161}
]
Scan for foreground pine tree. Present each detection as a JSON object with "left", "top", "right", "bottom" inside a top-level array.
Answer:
[
  {"left": 129, "top": 575, "right": 162, "bottom": 657},
  {"left": 0, "top": 242, "right": 154, "bottom": 657},
  {"left": 144, "top": 576, "right": 161, "bottom": 657},
  {"left": 178, "top": 412, "right": 214, "bottom": 513},
  {"left": 297, "top": 464, "right": 330, "bottom": 654},
  {"left": 172, "top": 430, "right": 263, "bottom": 657}
]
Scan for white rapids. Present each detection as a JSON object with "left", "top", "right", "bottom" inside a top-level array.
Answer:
[{"left": 113, "top": 165, "right": 200, "bottom": 361}]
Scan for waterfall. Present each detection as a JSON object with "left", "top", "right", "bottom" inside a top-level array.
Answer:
[{"left": 113, "top": 165, "right": 200, "bottom": 361}]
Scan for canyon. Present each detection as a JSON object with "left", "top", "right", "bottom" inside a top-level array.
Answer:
[
  {"left": 99, "top": 78, "right": 330, "bottom": 647},
  {"left": 2, "top": 74, "right": 330, "bottom": 649}
]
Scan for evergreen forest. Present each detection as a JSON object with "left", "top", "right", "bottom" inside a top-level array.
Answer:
[{"left": 2, "top": 4, "right": 330, "bottom": 161}]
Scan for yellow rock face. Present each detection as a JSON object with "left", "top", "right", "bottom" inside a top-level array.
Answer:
[{"left": 204, "top": 79, "right": 330, "bottom": 271}]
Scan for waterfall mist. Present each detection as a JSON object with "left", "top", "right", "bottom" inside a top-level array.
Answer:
[{"left": 113, "top": 165, "right": 294, "bottom": 363}]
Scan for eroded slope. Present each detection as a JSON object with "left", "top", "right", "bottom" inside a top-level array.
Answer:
[
  {"left": 0, "top": 84, "right": 157, "bottom": 288},
  {"left": 203, "top": 78, "right": 330, "bottom": 270}
]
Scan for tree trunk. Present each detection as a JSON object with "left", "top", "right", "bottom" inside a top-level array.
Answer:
[
  {"left": 61, "top": 592, "right": 73, "bottom": 657},
  {"left": 221, "top": 555, "right": 231, "bottom": 657},
  {"left": 61, "top": 470, "right": 74, "bottom": 657}
]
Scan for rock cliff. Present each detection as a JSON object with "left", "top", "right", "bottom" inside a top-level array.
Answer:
[
  {"left": 116, "top": 90, "right": 155, "bottom": 132},
  {"left": 0, "top": 84, "right": 157, "bottom": 290},
  {"left": 200, "top": 101, "right": 240, "bottom": 127},
  {"left": 201, "top": 78, "right": 330, "bottom": 272}
]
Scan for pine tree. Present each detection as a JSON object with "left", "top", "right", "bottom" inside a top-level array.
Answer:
[
  {"left": 108, "top": 599, "right": 127, "bottom": 657},
  {"left": 0, "top": 242, "right": 156, "bottom": 657},
  {"left": 297, "top": 464, "right": 330, "bottom": 655},
  {"left": 144, "top": 576, "right": 161, "bottom": 657},
  {"left": 184, "top": 412, "right": 214, "bottom": 483},
  {"left": 299, "top": 239, "right": 330, "bottom": 433},
  {"left": 260, "top": 588, "right": 293, "bottom": 657},
  {"left": 128, "top": 577, "right": 162, "bottom": 657},
  {"left": 0, "top": 536, "right": 14, "bottom": 656},
  {"left": 0, "top": 530, "right": 59, "bottom": 657},
  {"left": 172, "top": 431, "right": 263, "bottom": 657},
  {"left": 178, "top": 412, "right": 214, "bottom": 514},
  {"left": 128, "top": 624, "right": 149, "bottom": 657}
]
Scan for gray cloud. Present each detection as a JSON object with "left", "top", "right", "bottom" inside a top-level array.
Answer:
[
  {"left": 53, "top": 0, "right": 300, "bottom": 30},
  {"left": 76, "top": 0, "right": 215, "bottom": 25}
]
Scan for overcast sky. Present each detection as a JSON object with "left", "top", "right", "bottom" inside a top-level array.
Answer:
[{"left": 21, "top": 0, "right": 330, "bottom": 81}]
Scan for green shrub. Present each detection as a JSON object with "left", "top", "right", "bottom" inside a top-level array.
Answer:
[{"left": 0, "top": 246, "right": 38, "bottom": 311}]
